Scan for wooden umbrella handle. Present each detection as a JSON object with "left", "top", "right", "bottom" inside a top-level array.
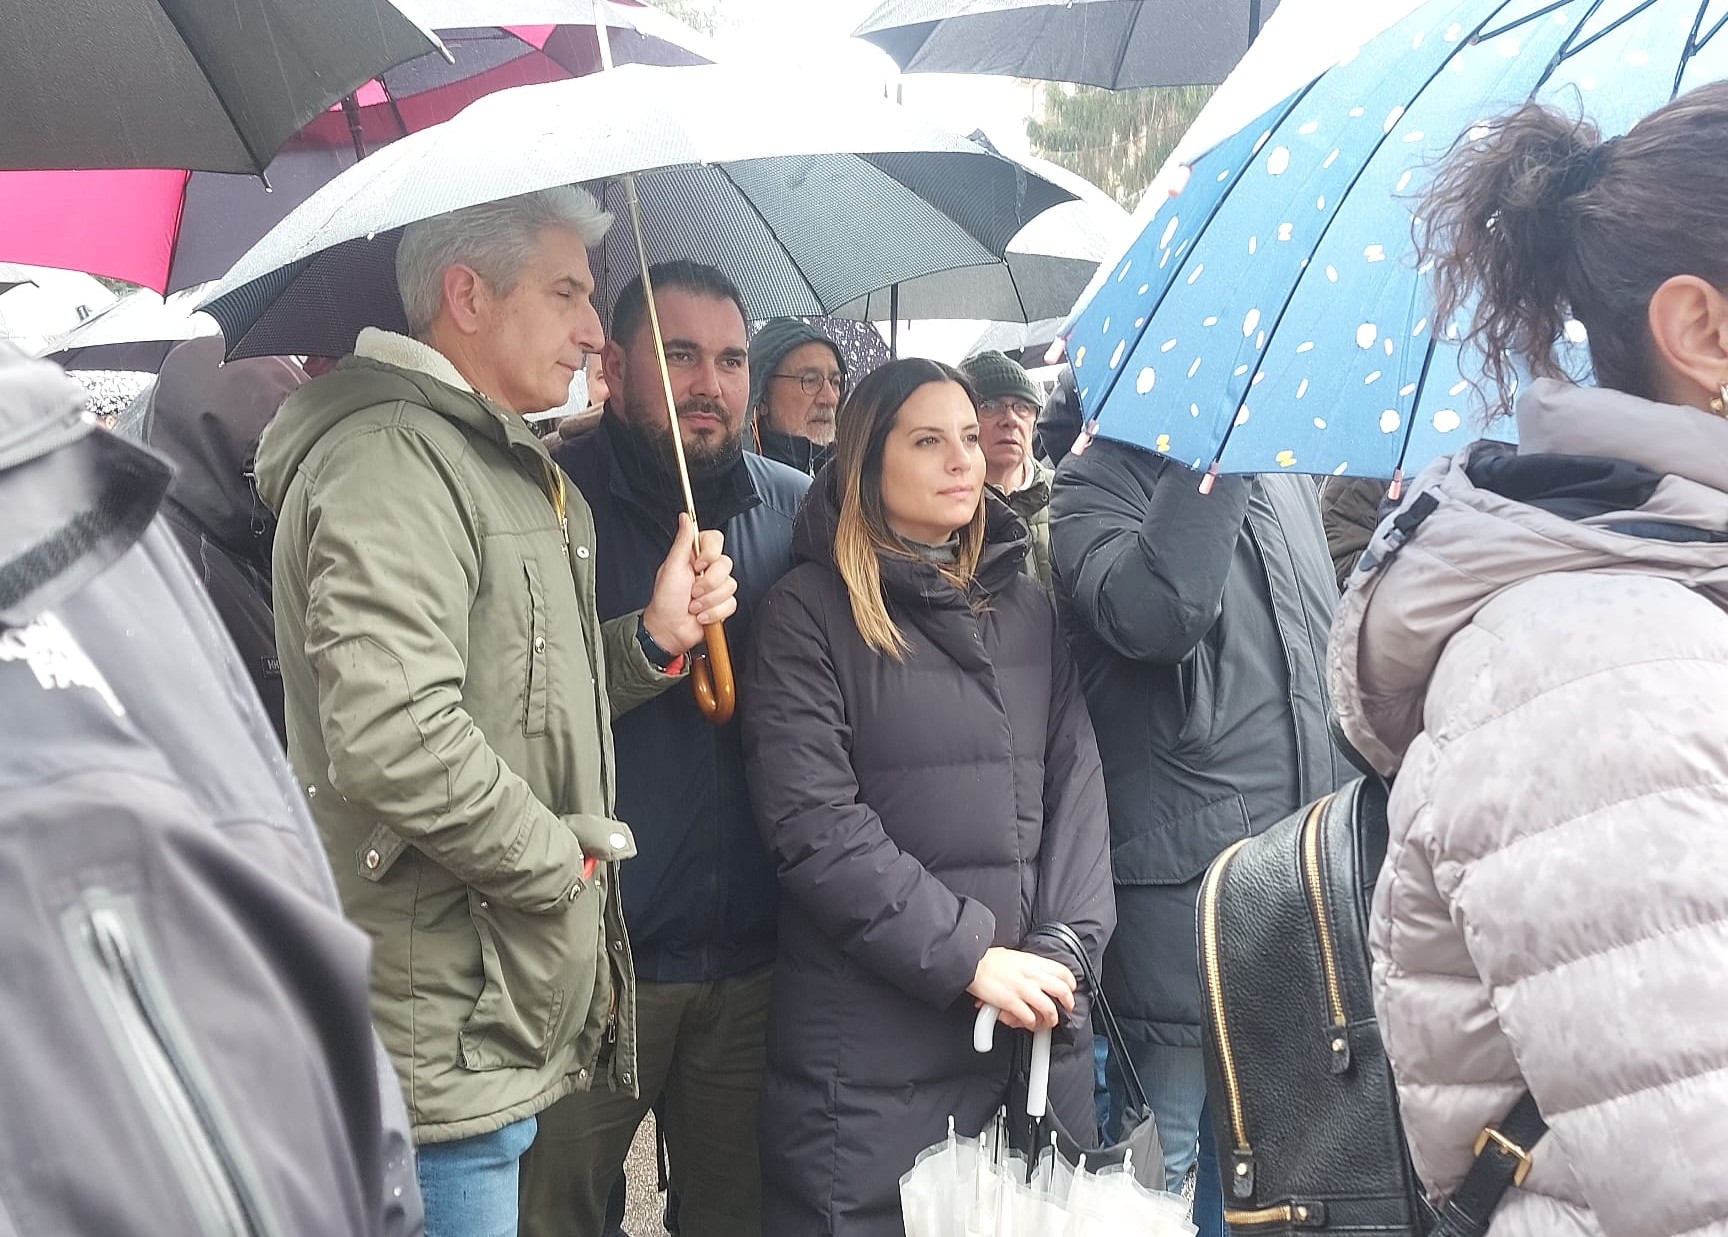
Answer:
[{"left": 690, "top": 619, "right": 736, "bottom": 726}]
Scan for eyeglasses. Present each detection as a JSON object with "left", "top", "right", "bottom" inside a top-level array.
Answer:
[
  {"left": 770, "top": 372, "right": 845, "bottom": 397},
  {"left": 978, "top": 397, "right": 1039, "bottom": 420}
]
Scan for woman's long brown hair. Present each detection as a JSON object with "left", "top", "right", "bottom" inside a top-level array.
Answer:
[{"left": 832, "top": 359, "right": 986, "bottom": 658}]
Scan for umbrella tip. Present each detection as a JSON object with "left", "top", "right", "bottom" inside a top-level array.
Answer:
[
  {"left": 1043, "top": 337, "right": 1066, "bottom": 364},
  {"left": 1387, "top": 468, "right": 1405, "bottom": 502},
  {"left": 1070, "top": 417, "right": 1100, "bottom": 457},
  {"left": 1198, "top": 461, "right": 1221, "bottom": 494}
]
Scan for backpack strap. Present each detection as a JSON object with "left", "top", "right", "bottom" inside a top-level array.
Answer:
[{"left": 1428, "top": 1091, "right": 1548, "bottom": 1237}]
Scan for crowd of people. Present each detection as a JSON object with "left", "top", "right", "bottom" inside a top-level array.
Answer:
[{"left": 7, "top": 74, "right": 1728, "bottom": 1237}]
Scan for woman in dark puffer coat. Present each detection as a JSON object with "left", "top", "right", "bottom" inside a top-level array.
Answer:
[{"left": 742, "top": 359, "right": 1115, "bottom": 1237}]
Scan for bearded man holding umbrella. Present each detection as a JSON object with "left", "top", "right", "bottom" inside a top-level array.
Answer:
[{"left": 254, "top": 186, "right": 738, "bottom": 1236}]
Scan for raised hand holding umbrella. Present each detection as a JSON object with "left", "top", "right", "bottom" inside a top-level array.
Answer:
[{"left": 593, "top": 9, "right": 734, "bottom": 725}]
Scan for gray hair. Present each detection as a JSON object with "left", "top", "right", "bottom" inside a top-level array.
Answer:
[{"left": 395, "top": 186, "right": 613, "bottom": 335}]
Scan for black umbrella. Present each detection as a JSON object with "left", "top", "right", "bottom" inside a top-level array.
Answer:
[
  {"left": 0, "top": 0, "right": 443, "bottom": 175},
  {"left": 854, "top": 0, "right": 1279, "bottom": 90}
]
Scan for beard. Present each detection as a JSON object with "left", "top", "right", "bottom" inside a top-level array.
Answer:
[{"left": 623, "top": 393, "right": 744, "bottom": 480}]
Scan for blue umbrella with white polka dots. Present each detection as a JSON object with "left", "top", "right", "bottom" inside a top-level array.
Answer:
[{"left": 1065, "top": 0, "right": 1712, "bottom": 483}]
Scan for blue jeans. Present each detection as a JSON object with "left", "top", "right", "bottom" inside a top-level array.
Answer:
[
  {"left": 417, "top": 1116, "right": 537, "bottom": 1237},
  {"left": 1107, "top": 1040, "right": 1222, "bottom": 1237}
]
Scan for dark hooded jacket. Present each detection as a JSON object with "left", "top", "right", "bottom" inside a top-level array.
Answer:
[
  {"left": 554, "top": 414, "right": 808, "bottom": 983},
  {"left": 742, "top": 470, "right": 1114, "bottom": 1237},
  {"left": 0, "top": 344, "right": 420, "bottom": 1237},
  {"left": 120, "top": 335, "right": 305, "bottom": 742},
  {"left": 1050, "top": 438, "right": 1347, "bottom": 1049},
  {"left": 752, "top": 421, "right": 833, "bottom": 476},
  {"left": 747, "top": 317, "right": 845, "bottom": 477}
]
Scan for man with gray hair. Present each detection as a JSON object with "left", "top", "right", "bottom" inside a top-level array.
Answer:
[{"left": 254, "top": 186, "right": 739, "bottom": 1237}]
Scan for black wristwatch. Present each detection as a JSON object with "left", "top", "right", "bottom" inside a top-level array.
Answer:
[{"left": 636, "top": 614, "right": 679, "bottom": 671}]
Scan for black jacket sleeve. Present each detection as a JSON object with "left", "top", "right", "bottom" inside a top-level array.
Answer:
[
  {"left": 1023, "top": 617, "right": 1115, "bottom": 1033},
  {"left": 1050, "top": 438, "right": 1252, "bottom": 665},
  {"left": 741, "top": 583, "right": 995, "bottom": 1010}
]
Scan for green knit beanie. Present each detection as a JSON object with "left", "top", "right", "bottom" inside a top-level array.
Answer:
[{"left": 960, "top": 350, "right": 1041, "bottom": 408}]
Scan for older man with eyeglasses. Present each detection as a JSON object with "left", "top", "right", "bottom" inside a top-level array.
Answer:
[
  {"left": 746, "top": 317, "right": 848, "bottom": 476},
  {"left": 961, "top": 349, "right": 1054, "bottom": 589}
]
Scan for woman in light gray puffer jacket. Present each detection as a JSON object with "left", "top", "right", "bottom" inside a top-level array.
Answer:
[{"left": 1330, "top": 86, "right": 1728, "bottom": 1236}]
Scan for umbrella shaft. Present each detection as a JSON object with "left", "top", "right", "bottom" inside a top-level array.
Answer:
[
  {"left": 624, "top": 175, "right": 699, "bottom": 523},
  {"left": 594, "top": 4, "right": 696, "bottom": 522}
]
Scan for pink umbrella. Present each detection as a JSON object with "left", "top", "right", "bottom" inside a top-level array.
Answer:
[{"left": 0, "top": 2, "right": 712, "bottom": 293}]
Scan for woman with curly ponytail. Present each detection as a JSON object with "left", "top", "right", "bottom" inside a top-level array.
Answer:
[{"left": 1329, "top": 84, "right": 1728, "bottom": 1235}]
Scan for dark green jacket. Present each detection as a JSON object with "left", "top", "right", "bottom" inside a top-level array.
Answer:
[
  {"left": 997, "top": 458, "right": 1055, "bottom": 591},
  {"left": 256, "top": 332, "right": 678, "bottom": 1142}
]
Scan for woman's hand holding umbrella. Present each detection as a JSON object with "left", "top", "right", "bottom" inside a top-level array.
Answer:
[{"left": 968, "top": 947, "right": 1077, "bottom": 1031}]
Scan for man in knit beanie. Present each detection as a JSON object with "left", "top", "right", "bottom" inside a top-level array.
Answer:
[
  {"left": 747, "top": 317, "right": 847, "bottom": 476},
  {"left": 960, "top": 349, "right": 1055, "bottom": 589}
]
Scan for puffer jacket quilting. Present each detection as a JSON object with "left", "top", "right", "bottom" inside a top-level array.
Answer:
[{"left": 1330, "top": 379, "right": 1728, "bottom": 1237}]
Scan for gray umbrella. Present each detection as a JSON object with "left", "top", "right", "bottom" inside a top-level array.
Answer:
[
  {"left": 833, "top": 148, "right": 1127, "bottom": 324},
  {"left": 854, "top": 0, "right": 1280, "bottom": 90},
  {"left": 0, "top": 0, "right": 443, "bottom": 175},
  {"left": 201, "top": 63, "right": 1075, "bottom": 360}
]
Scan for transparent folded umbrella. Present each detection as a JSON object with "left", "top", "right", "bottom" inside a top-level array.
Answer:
[{"left": 900, "top": 1001, "right": 1196, "bottom": 1237}]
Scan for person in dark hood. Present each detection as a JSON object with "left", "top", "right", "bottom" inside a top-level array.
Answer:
[
  {"left": 120, "top": 335, "right": 304, "bottom": 742},
  {"left": 742, "top": 358, "right": 1114, "bottom": 1237},
  {"left": 747, "top": 316, "right": 847, "bottom": 475},
  {"left": 1035, "top": 364, "right": 1083, "bottom": 463},
  {"left": 1050, "top": 372, "right": 1347, "bottom": 1229},
  {"left": 0, "top": 342, "right": 422, "bottom": 1235},
  {"left": 523, "top": 261, "right": 807, "bottom": 1237}
]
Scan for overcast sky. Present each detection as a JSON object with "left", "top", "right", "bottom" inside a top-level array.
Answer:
[
  {"left": 699, "top": 0, "right": 1040, "bottom": 157},
  {"left": 687, "top": 0, "right": 1042, "bottom": 360}
]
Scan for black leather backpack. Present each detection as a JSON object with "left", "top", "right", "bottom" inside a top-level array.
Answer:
[{"left": 1198, "top": 776, "right": 1546, "bottom": 1237}]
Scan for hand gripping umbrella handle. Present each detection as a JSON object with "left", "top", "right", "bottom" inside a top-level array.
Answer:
[
  {"left": 690, "top": 619, "right": 735, "bottom": 725},
  {"left": 974, "top": 1005, "right": 1053, "bottom": 1119}
]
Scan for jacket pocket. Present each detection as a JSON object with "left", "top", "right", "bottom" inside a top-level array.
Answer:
[
  {"left": 1111, "top": 791, "right": 1251, "bottom": 885},
  {"left": 459, "top": 890, "right": 592, "bottom": 1071},
  {"left": 522, "top": 556, "right": 550, "bottom": 738},
  {"left": 1173, "top": 632, "right": 1221, "bottom": 755},
  {"left": 65, "top": 891, "right": 278, "bottom": 1237}
]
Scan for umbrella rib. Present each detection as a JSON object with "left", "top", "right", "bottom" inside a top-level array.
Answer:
[
  {"left": 159, "top": 174, "right": 195, "bottom": 294},
  {"left": 146, "top": 1, "right": 276, "bottom": 174},
  {"left": 1109, "top": 8, "right": 1140, "bottom": 90},
  {"left": 1084, "top": 86, "right": 1317, "bottom": 417},
  {"left": 714, "top": 163, "right": 828, "bottom": 312},
  {"left": 1477, "top": 0, "right": 1575, "bottom": 43},
  {"left": 1536, "top": 0, "right": 1607, "bottom": 80},
  {"left": 1389, "top": 319, "right": 1449, "bottom": 480},
  {"left": 1699, "top": 9, "right": 1728, "bottom": 51},
  {"left": 1557, "top": 0, "right": 1660, "bottom": 63},
  {"left": 1674, "top": 0, "right": 1715, "bottom": 96},
  {"left": 1197, "top": 0, "right": 1523, "bottom": 470}
]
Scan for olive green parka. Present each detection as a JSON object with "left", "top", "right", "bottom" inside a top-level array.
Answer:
[{"left": 257, "top": 330, "right": 679, "bottom": 1143}]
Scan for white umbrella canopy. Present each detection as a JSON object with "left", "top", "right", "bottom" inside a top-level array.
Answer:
[
  {"left": 40, "top": 284, "right": 219, "bottom": 373},
  {"left": 201, "top": 63, "right": 1077, "bottom": 360},
  {"left": 0, "top": 267, "right": 119, "bottom": 357}
]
